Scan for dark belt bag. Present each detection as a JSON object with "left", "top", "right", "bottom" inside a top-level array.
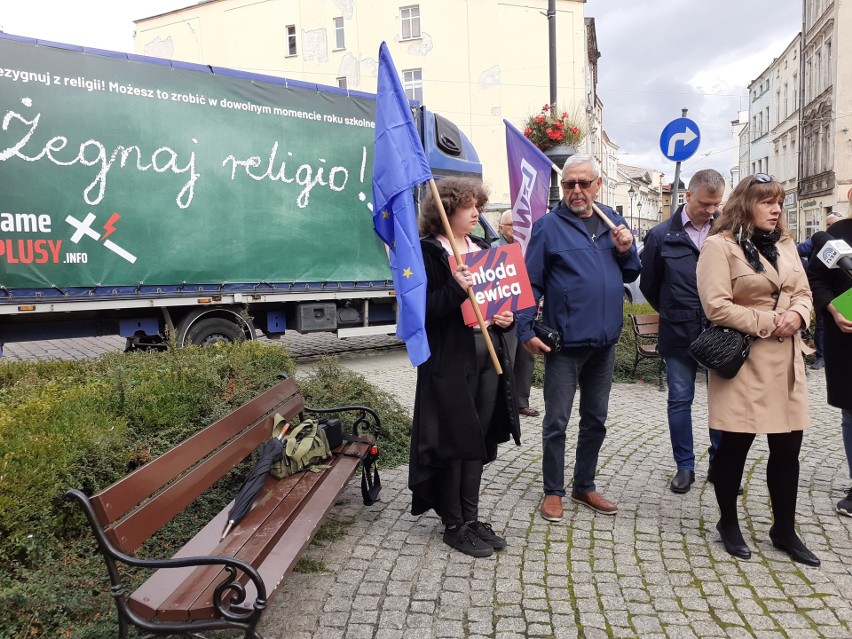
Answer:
[
  {"left": 319, "top": 418, "right": 343, "bottom": 450},
  {"left": 533, "top": 321, "right": 562, "bottom": 352}
]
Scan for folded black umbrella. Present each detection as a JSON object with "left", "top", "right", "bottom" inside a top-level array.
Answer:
[{"left": 221, "top": 437, "right": 283, "bottom": 538}]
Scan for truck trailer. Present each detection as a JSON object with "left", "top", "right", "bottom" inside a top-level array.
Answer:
[{"left": 0, "top": 32, "right": 486, "bottom": 354}]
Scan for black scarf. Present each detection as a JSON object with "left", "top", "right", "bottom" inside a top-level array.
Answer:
[{"left": 738, "top": 228, "right": 781, "bottom": 273}]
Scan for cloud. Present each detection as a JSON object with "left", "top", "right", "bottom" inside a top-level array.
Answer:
[{"left": 586, "top": 0, "right": 800, "bottom": 181}]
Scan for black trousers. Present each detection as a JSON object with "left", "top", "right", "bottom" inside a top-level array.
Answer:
[
  {"left": 713, "top": 429, "right": 804, "bottom": 536},
  {"left": 440, "top": 331, "right": 499, "bottom": 527}
]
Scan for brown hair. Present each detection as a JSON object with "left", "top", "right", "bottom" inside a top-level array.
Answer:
[
  {"left": 711, "top": 175, "right": 788, "bottom": 238},
  {"left": 419, "top": 177, "right": 489, "bottom": 236}
]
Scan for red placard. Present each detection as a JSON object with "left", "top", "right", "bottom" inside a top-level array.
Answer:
[{"left": 448, "top": 243, "right": 535, "bottom": 326}]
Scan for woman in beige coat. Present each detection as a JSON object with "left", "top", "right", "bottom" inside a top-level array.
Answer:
[{"left": 697, "top": 173, "right": 818, "bottom": 566}]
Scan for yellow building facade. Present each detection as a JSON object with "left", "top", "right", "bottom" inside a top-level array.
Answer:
[{"left": 135, "top": 0, "right": 590, "bottom": 206}]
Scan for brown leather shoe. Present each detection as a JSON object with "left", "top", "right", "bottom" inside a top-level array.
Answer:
[
  {"left": 571, "top": 491, "right": 618, "bottom": 515},
  {"left": 540, "top": 495, "right": 563, "bottom": 522},
  {"left": 519, "top": 407, "right": 540, "bottom": 417}
]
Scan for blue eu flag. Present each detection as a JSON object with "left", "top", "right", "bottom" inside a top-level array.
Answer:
[{"left": 371, "top": 42, "right": 433, "bottom": 367}]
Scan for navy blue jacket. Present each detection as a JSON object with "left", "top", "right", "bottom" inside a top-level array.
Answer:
[
  {"left": 639, "top": 205, "right": 710, "bottom": 358},
  {"left": 516, "top": 200, "right": 640, "bottom": 347}
]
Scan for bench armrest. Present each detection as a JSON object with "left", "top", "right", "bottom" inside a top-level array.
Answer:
[
  {"left": 304, "top": 405, "right": 382, "bottom": 441},
  {"left": 65, "top": 489, "right": 267, "bottom": 626}
]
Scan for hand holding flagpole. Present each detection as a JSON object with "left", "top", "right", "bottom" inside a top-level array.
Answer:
[{"left": 427, "top": 180, "right": 503, "bottom": 375}]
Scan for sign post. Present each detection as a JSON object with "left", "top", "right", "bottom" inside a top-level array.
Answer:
[{"left": 659, "top": 109, "right": 701, "bottom": 217}]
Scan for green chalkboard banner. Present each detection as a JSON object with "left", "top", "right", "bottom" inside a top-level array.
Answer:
[{"left": 0, "top": 35, "right": 389, "bottom": 289}]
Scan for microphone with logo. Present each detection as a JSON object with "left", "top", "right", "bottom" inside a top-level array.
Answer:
[{"left": 815, "top": 239, "right": 852, "bottom": 281}]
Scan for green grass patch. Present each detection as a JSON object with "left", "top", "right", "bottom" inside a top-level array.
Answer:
[{"left": 293, "top": 557, "right": 329, "bottom": 574}]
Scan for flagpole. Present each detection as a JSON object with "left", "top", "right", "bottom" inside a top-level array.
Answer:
[
  {"left": 427, "top": 178, "right": 503, "bottom": 375},
  {"left": 548, "top": 163, "right": 616, "bottom": 230}
]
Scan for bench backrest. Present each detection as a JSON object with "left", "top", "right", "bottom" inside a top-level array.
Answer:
[
  {"left": 631, "top": 313, "right": 660, "bottom": 337},
  {"left": 90, "top": 377, "right": 304, "bottom": 554}
]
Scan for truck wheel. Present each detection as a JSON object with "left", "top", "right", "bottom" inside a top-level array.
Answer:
[{"left": 185, "top": 318, "right": 245, "bottom": 346}]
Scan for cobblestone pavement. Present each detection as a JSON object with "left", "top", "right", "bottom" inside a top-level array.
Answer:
[{"left": 262, "top": 361, "right": 852, "bottom": 639}]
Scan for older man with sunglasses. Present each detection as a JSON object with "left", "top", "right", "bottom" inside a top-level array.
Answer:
[{"left": 516, "top": 154, "right": 640, "bottom": 522}]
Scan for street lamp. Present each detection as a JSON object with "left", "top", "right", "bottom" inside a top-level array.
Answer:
[
  {"left": 636, "top": 201, "right": 642, "bottom": 237},
  {"left": 627, "top": 185, "right": 636, "bottom": 234}
]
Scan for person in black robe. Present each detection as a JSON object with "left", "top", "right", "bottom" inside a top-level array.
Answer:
[{"left": 409, "top": 177, "right": 521, "bottom": 558}]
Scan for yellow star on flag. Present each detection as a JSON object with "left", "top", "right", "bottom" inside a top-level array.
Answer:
[
  {"left": 383, "top": 211, "right": 391, "bottom": 219},
  {"left": 402, "top": 267, "right": 413, "bottom": 278}
]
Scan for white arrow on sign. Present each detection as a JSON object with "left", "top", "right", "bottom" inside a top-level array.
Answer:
[{"left": 666, "top": 126, "right": 698, "bottom": 157}]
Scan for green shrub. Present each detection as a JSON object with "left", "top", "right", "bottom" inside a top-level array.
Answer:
[
  {"left": 531, "top": 301, "right": 659, "bottom": 387},
  {"left": 297, "top": 358, "right": 412, "bottom": 468},
  {"left": 0, "top": 342, "right": 294, "bottom": 639}
]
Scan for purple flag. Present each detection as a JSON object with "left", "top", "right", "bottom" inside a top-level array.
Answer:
[{"left": 504, "top": 119, "right": 555, "bottom": 255}]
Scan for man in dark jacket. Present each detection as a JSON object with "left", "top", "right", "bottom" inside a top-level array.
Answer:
[
  {"left": 640, "top": 169, "right": 724, "bottom": 494},
  {"left": 517, "top": 154, "right": 640, "bottom": 522},
  {"left": 807, "top": 215, "right": 852, "bottom": 516}
]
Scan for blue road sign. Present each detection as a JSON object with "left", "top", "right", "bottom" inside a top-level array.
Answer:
[{"left": 660, "top": 118, "right": 700, "bottom": 162}]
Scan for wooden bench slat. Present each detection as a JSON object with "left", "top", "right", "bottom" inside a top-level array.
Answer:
[
  {"left": 154, "top": 471, "right": 320, "bottom": 621},
  {"left": 91, "top": 378, "right": 301, "bottom": 526},
  {"left": 129, "top": 440, "right": 370, "bottom": 621},
  {"left": 107, "top": 415, "right": 272, "bottom": 553}
]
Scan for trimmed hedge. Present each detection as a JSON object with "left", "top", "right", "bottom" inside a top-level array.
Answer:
[
  {"left": 532, "top": 301, "right": 659, "bottom": 388},
  {"left": 297, "top": 358, "right": 413, "bottom": 468},
  {"left": 0, "top": 342, "right": 296, "bottom": 638}
]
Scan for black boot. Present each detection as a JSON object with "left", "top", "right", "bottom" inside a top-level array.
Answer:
[
  {"left": 766, "top": 432, "right": 818, "bottom": 566},
  {"left": 716, "top": 521, "right": 751, "bottom": 559},
  {"left": 768, "top": 526, "right": 820, "bottom": 567},
  {"left": 712, "top": 432, "right": 752, "bottom": 559}
]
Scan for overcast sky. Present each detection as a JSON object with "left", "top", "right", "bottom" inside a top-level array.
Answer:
[
  {"left": 2, "top": 1, "right": 801, "bottom": 184},
  {"left": 585, "top": 0, "right": 801, "bottom": 184}
]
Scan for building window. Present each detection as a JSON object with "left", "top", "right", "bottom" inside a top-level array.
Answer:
[
  {"left": 806, "top": 58, "right": 812, "bottom": 102},
  {"left": 816, "top": 50, "right": 822, "bottom": 95},
  {"left": 776, "top": 89, "right": 781, "bottom": 125},
  {"left": 825, "top": 39, "right": 832, "bottom": 88},
  {"left": 402, "top": 68, "right": 422, "bottom": 102},
  {"left": 337, "top": 77, "right": 347, "bottom": 89},
  {"left": 792, "top": 73, "right": 798, "bottom": 109},
  {"left": 333, "top": 17, "right": 345, "bottom": 50},
  {"left": 400, "top": 5, "right": 421, "bottom": 40},
  {"left": 286, "top": 25, "right": 297, "bottom": 56}
]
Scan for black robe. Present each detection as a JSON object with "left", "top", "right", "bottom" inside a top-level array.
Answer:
[
  {"left": 808, "top": 218, "right": 852, "bottom": 411},
  {"left": 408, "top": 235, "right": 521, "bottom": 518}
]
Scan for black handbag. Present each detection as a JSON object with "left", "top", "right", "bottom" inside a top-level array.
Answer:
[
  {"left": 688, "top": 325, "right": 751, "bottom": 379},
  {"left": 533, "top": 321, "right": 562, "bottom": 352}
]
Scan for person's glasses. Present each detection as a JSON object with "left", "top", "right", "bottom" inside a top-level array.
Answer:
[
  {"left": 748, "top": 173, "right": 774, "bottom": 187},
  {"left": 561, "top": 180, "right": 594, "bottom": 190}
]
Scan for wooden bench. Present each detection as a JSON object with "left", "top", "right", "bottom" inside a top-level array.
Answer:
[
  {"left": 65, "top": 375, "right": 380, "bottom": 639},
  {"left": 629, "top": 313, "right": 665, "bottom": 392}
]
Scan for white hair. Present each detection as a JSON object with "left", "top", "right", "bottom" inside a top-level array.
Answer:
[{"left": 562, "top": 154, "right": 600, "bottom": 178}]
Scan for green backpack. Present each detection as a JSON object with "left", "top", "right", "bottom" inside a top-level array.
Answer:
[{"left": 270, "top": 417, "right": 332, "bottom": 479}]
